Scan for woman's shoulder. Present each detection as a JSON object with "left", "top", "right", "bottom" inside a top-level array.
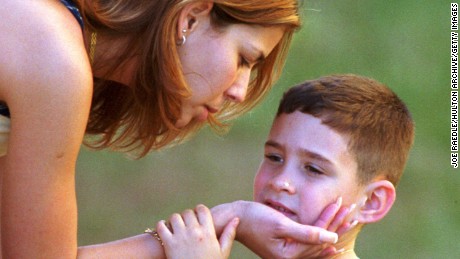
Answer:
[
  {"left": 0, "top": 0, "right": 86, "bottom": 58},
  {"left": 0, "top": 0, "right": 91, "bottom": 101},
  {"left": 0, "top": 0, "right": 82, "bottom": 34}
]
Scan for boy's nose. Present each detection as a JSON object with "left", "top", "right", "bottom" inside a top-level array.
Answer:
[{"left": 271, "top": 178, "right": 295, "bottom": 194}]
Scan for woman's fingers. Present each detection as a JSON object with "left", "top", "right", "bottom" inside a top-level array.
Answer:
[
  {"left": 336, "top": 219, "right": 359, "bottom": 236},
  {"left": 327, "top": 206, "right": 351, "bottom": 232},
  {"left": 314, "top": 198, "right": 359, "bottom": 236},
  {"left": 314, "top": 197, "right": 342, "bottom": 229}
]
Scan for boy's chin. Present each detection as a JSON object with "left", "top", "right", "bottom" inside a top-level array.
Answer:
[{"left": 293, "top": 214, "right": 320, "bottom": 226}]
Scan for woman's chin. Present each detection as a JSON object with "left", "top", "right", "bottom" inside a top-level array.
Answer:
[
  {"left": 174, "top": 118, "right": 189, "bottom": 129},
  {"left": 196, "top": 108, "right": 209, "bottom": 122}
]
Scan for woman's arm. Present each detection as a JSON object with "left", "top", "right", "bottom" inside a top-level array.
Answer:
[
  {"left": 0, "top": 1, "right": 101, "bottom": 257},
  {"left": 0, "top": 1, "right": 92, "bottom": 256},
  {"left": 0, "top": 2, "right": 170, "bottom": 257},
  {"left": 77, "top": 234, "right": 165, "bottom": 258}
]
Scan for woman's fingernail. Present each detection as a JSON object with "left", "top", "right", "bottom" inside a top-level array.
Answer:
[
  {"left": 360, "top": 197, "right": 368, "bottom": 206},
  {"left": 319, "top": 231, "right": 338, "bottom": 244},
  {"left": 349, "top": 203, "right": 356, "bottom": 212},
  {"left": 336, "top": 248, "right": 345, "bottom": 253},
  {"left": 350, "top": 220, "right": 359, "bottom": 228},
  {"left": 336, "top": 196, "right": 343, "bottom": 207}
]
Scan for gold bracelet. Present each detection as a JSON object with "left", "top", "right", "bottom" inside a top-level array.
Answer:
[{"left": 144, "top": 228, "right": 164, "bottom": 246}]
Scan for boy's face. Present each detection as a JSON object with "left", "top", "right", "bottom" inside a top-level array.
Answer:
[{"left": 253, "top": 111, "right": 364, "bottom": 225}]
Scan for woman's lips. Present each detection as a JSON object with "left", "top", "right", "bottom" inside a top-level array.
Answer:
[
  {"left": 205, "top": 105, "right": 218, "bottom": 114},
  {"left": 196, "top": 105, "right": 219, "bottom": 122}
]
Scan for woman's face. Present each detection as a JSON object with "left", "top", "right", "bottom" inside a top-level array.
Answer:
[{"left": 175, "top": 20, "right": 285, "bottom": 128}]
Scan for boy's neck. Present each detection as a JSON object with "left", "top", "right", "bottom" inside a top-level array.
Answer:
[
  {"left": 330, "top": 227, "right": 360, "bottom": 258},
  {"left": 330, "top": 249, "right": 358, "bottom": 259}
]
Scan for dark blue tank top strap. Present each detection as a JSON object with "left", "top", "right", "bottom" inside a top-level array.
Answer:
[
  {"left": 0, "top": 1, "right": 84, "bottom": 118},
  {"left": 60, "top": 0, "right": 84, "bottom": 29},
  {"left": 0, "top": 103, "right": 9, "bottom": 117}
]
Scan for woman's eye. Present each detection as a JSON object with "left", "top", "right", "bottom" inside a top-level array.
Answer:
[{"left": 239, "top": 55, "right": 250, "bottom": 68}]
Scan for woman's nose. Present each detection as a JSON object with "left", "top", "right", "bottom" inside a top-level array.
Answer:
[{"left": 225, "top": 70, "right": 250, "bottom": 103}]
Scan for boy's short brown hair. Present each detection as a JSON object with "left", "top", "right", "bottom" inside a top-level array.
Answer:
[{"left": 277, "top": 74, "right": 414, "bottom": 185}]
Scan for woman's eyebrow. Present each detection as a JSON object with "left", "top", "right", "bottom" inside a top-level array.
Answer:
[
  {"left": 256, "top": 51, "right": 266, "bottom": 62},
  {"left": 246, "top": 44, "right": 266, "bottom": 63}
]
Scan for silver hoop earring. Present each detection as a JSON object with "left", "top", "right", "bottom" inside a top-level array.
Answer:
[{"left": 177, "top": 29, "right": 187, "bottom": 46}]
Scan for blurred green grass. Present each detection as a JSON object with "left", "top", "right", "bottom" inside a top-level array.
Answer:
[{"left": 76, "top": 1, "right": 459, "bottom": 258}]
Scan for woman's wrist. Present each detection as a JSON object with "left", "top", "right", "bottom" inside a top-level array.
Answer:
[{"left": 211, "top": 200, "right": 247, "bottom": 239}]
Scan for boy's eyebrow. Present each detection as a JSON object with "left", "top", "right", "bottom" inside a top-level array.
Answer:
[
  {"left": 265, "top": 140, "right": 334, "bottom": 166},
  {"left": 265, "top": 140, "right": 282, "bottom": 149},
  {"left": 299, "top": 148, "right": 333, "bottom": 166}
]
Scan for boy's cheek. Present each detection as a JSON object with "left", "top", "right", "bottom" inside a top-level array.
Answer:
[
  {"left": 252, "top": 181, "right": 265, "bottom": 202},
  {"left": 297, "top": 197, "right": 337, "bottom": 226},
  {"left": 253, "top": 173, "right": 270, "bottom": 196},
  {"left": 294, "top": 204, "right": 321, "bottom": 226},
  {"left": 302, "top": 212, "right": 323, "bottom": 226}
]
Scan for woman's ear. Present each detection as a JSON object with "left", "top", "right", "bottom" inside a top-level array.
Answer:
[
  {"left": 177, "top": 2, "right": 214, "bottom": 36},
  {"left": 356, "top": 180, "right": 396, "bottom": 223}
]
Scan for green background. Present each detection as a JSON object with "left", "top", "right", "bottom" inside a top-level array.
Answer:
[{"left": 76, "top": 1, "right": 459, "bottom": 258}]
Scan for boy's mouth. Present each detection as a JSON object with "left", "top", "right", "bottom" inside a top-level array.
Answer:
[{"left": 265, "top": 200, "right": 296, "bottom": 219}]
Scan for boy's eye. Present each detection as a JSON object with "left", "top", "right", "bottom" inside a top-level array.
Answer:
[
  {"left": 265, "top": 154, "right": 283, "bottom": 163},
  {"left": 304, "top": 164, "right": 324, "bottom": 175}
]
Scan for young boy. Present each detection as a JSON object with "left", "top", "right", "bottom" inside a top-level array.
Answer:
[
  {"left": 157, "top": 74, "right": 415, "bottom": 258},
  {"left": 253, "top": 74, "right": 414, "bottom": 258}
]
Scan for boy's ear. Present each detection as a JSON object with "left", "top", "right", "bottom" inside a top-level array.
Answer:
[
  {"left": 356, "top": 180, "right": 396, "bottom": 223},
  {"left": 177, "top": 2, "right": 214, "bottom": 36}
]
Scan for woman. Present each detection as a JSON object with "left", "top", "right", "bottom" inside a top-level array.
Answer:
[{"left": 0, "top": 0, "right": 339, "bottom": 257}]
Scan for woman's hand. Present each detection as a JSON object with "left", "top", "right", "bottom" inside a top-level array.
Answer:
[
  {"left": 157, "top": 204, "right": 239, "bottom": 259},
  {"left": 212, "top": 200, "right": 358, "bottom": 259},
  {"left": 283, "top": 197, "right": 359, "bottom": 258},
  {"left": 211, "top": 201, "right": 339, "bottom": 259},
  {"left": 314, "top": 197, "right": 358, "bottom": 237}
]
